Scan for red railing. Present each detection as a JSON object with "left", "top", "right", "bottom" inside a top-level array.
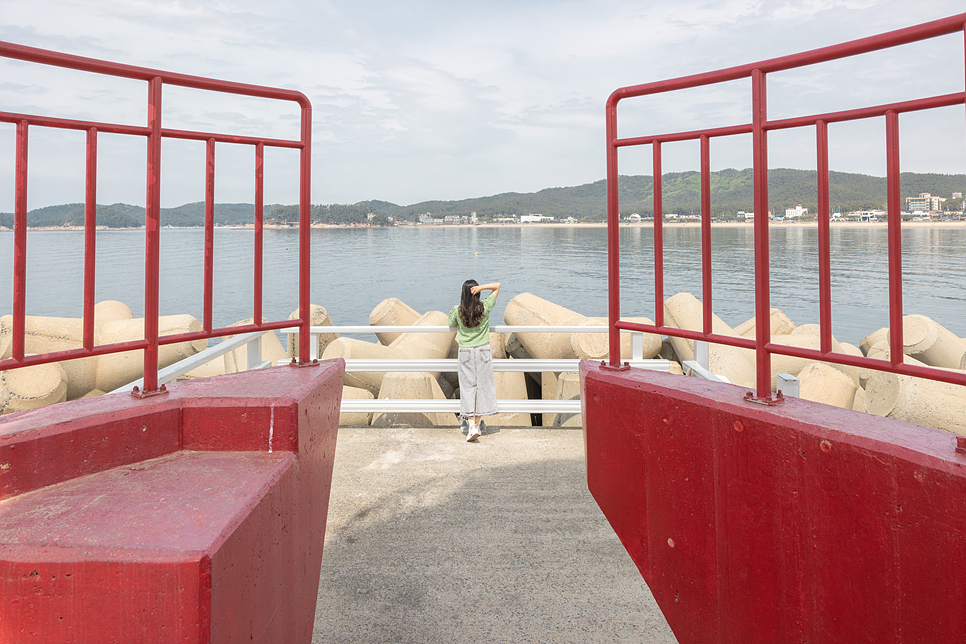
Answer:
[
  {"left": 605, "top": 13, "right": 966, "bottom": 401},
  {"left": 0, "top": 42, "right": 316, "bottom": 394}
]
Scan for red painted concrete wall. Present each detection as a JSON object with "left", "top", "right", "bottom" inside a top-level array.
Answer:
[
  {"left": 581, "top": 360, "right": 966, "bottom": 644},
  {"left": 0, "top": 360, "right": 344, "bottom": 644}
]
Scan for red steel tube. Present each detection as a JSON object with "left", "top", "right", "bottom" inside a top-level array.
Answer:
[
  {"left": 0, "top": 110, "right": 150, "bottom": 136},
  {"left": 816, "top": 120, "right": 833, "bottom": 354},
  {"left": 653, "top": 142, "right": 664, "bottom": 327},
  {"left": 158, "top": 319, "right": 297, "bottom": 346},
  {"left": 161, "top": 127, "right": 302, "bottom": 149},
  {"left": 885, "top": 110, "right": 904, "bottom": 367},
  {"left": 203, "top": 138, "right": 215, "bottom": 333},
  {"left": 83, "top": 127, "right": 97, "bottom": 351},
  {"left": 605, "top": 102, "right": 623, "bottom": 366},
  {"left": 765, "top": 93, "right": 964, "bottom": 131},
  {"left": 13, "top": 120, "right": 28, "bottom": 362},
  {"left": 297, "top": 104, "right": 312, "bottom": 363},
  {"left": 700, "top": 135, "right": 712, "bottom": 335},
  {"left": 254, "top": 142, "right": 264, "bottom": 327},
  {"left": 751, "top": 69, "right": 773, "bottom": 399},
  {"left": 142, "top": 77, "right": 163, "bottom": 393},
  {"left": 0, "top": 41, "right": 311, "bottom": 108},
  {"left": 615, "top": 123, "right": 753, "bottom": 148},
  {"left": 0, "top": 340, "right": 151, "bottom": 372},
  {"left": 616, "top": 319, "right": 757, "bottom": 350},
  {"left": 606, "top": 13, "right": 966, "bottom": 105}
]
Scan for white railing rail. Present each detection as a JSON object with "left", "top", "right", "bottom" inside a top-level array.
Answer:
[
  {"left": 114, "top": 324, "right": 729, "bottom": 410},
  {"left": 110, "top": 330, "right": 272, "bottom": 394}
]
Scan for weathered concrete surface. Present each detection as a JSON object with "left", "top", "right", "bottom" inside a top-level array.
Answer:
[{"left": 313, "top": 427, "right": 677, "bottom": 644}]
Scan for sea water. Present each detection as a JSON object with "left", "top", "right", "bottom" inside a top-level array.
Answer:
[{"left": 1, "top": 225, "right": 964, "bottom": 346}]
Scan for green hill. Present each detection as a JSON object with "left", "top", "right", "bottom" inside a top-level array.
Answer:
[{"left": 1, "top": 170, "right": 963, "bottom": 229}]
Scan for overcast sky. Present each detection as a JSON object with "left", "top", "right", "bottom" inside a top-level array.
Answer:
[{"left": 1, "top": 0, "right": 965, "bottom": 210}]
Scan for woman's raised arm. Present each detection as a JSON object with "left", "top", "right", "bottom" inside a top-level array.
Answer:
[{"left": 471, "top": 282, "right": 500, "bottom": 297}]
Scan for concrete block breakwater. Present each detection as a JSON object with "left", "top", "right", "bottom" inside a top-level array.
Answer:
[{"left": 2, "top": 295, "right": 965, "bottom": 437}]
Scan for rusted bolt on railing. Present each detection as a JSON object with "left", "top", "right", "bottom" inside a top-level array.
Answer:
[{"left": 956, "top": 436, "right": 966, "bottom": 455}]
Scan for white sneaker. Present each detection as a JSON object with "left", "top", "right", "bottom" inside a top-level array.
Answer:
[{"left": 467, "top": 428, "right": 481, "bottom": 442}]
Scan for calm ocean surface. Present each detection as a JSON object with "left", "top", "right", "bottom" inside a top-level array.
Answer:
[{"left": 1, "top": 225, "right": 964, "bottom": 346}]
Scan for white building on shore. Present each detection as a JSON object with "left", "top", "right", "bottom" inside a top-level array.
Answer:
[{"left": 520, "top": 214, "right": 555, "bottom": 223}]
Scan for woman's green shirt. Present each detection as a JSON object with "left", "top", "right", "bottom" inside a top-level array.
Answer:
[{"left": 448, "top": 292, "right": 497, "bottom": 347}]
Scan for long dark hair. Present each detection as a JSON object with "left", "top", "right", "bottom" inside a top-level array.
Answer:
[{"left": 459, "top": 279, "right": 484, "bottom": 328}]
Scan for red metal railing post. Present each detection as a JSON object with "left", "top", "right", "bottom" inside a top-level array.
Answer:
[
  {"left": 13, "top": 120, "right": 28, "bottom": 361},
  {"left": 816, "top": 120, "right": 832, "bottom": 354},
  {"left": 141, "top": 77, "right": 163, "bottom": 394},
  {"left": 700, "top": 135, "right": 712, "bottom": 335},
  {"left": 203, "top": 138, "right": 215, "bottom": 334},
  {"left": 83, "top": 128, "right": 97, "bottom": 351},
  {"left": 297, "top": 103, "right": 313, "bottom": 364},
  {"left": 653, "top": 141, "right": 664, "bottom": 327},
  {"left": 254, "top": 142, "right": 264, "bottom": 326},
  {"left": 605, "top": 99, "right": 624, "bottom": 367},
  {"left": 885, "top": 110, "right": 904, "bottom": 366},
  {"left": 751, "top": 69, "right": 772, "bottom": 399}
]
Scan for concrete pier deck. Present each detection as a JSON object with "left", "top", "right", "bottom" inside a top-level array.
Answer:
[{"left": 313, "top": 426, "right": 677, "bottom": 643}]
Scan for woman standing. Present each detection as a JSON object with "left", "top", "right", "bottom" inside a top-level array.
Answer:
[{"left": 448, "top": 279, "right": 500, "bottom": 442}]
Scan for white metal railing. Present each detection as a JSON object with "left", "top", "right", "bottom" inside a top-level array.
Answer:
[
  {"left": 280, "top": 325, "right": 671, "bottom": 415},
  {"left": 110, "top": 330, "right": 273, "bottom": 394},
  {"left": 115, "top": 324, "right": 734, "bottom": 409}
]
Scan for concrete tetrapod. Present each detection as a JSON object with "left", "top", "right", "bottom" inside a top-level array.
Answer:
[
  {"left": 663, "top": 292, "right": 756, "bottom": 388},
  {"left": 0, "top": 363, "right": 68, "bottom": 415},
  {"left": 220, "top": 319, "right": 290, "bottom": 374},
  {"left": 552, "top": 372, "right": 582, "bottom": 428},
  {"left": 852, "top": 386, "right": 867, "bottom": 412},
  {"left": 372, "top": 372, "right": 449, "bottom": 427},
  {"left": 900, "top": 314, "right": 966, "bottom": 369},
  {"left": 94, "top": 314, "right": 207, "bottom": 392},
  {"left": 860, "top": 327, "right": 889, "bottom": 356},
  {"left": 93, "top": 300, "right": 133, "bottom": 327},
  {"left": 491, "top": 363, "right": 531, "bottom": 428},
  {"left": 570, "top": 317, "right": 662, "bottom": 361},
  {"left": 541, "top": 372, "right": 559, "bottom": 427},
  {"left": 487, "top": 333, "right": 530, "bottom": 427},
  {"left": 340, "top": 385, "right": 374, "bottom": 426},
  {"left": 288, "top": 304, "right": 339, "bottom": 359},
  {"left": 322, "top": 311, "right": 455, "bottom": 397},
  {"left": 0, "top": 315, "right": 97, "bottom": 400},
  {"left": 866, "top": 368, "right": 966, "bottom": 436},
  {"left": 388, "top": 311, "right": 456, "bottom": 376},
  {"left": 734, "top": 308, "right": 797, "bottom": 339},
  {"left": 786, "top": 325, "right": 860, "bottom": 387},
  {"left": 322, "top": 338, "right": 405, "bottom": 395},
  {"left": 798, "top": 362, "right": 858, "bottom": 410},
  {"left": 370, "top": 298, "right": 421, "bottom": 346},
  {"left": 503, "top": 293, "right": 584, "bottom": 359}
]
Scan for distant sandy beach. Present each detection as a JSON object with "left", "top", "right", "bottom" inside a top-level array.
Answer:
[
  {"left": 6, "top": 219, "right": 966, "bottom": 232},
  {"left": 374, "top": 219, "right": 966, "bottom": 230}
]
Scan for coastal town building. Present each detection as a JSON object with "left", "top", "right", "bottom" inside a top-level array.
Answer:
[
  {"left": 905, "top": 192, "right": 943, "bottom": 212},
  {"left": 520, "top": 214, "right": 555, "bottom": 223},
  {"left": 785, "top": 204, "right": 808, "bottom": 218}
]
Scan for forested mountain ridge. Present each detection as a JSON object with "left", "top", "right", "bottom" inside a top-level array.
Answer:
[{"left": 2, "top": 169, "right": 963, "bottom": 228}]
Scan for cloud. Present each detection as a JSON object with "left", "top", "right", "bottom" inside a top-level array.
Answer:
[{"left": 1, "top": 0, "right": 965, "bottom": 209}]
